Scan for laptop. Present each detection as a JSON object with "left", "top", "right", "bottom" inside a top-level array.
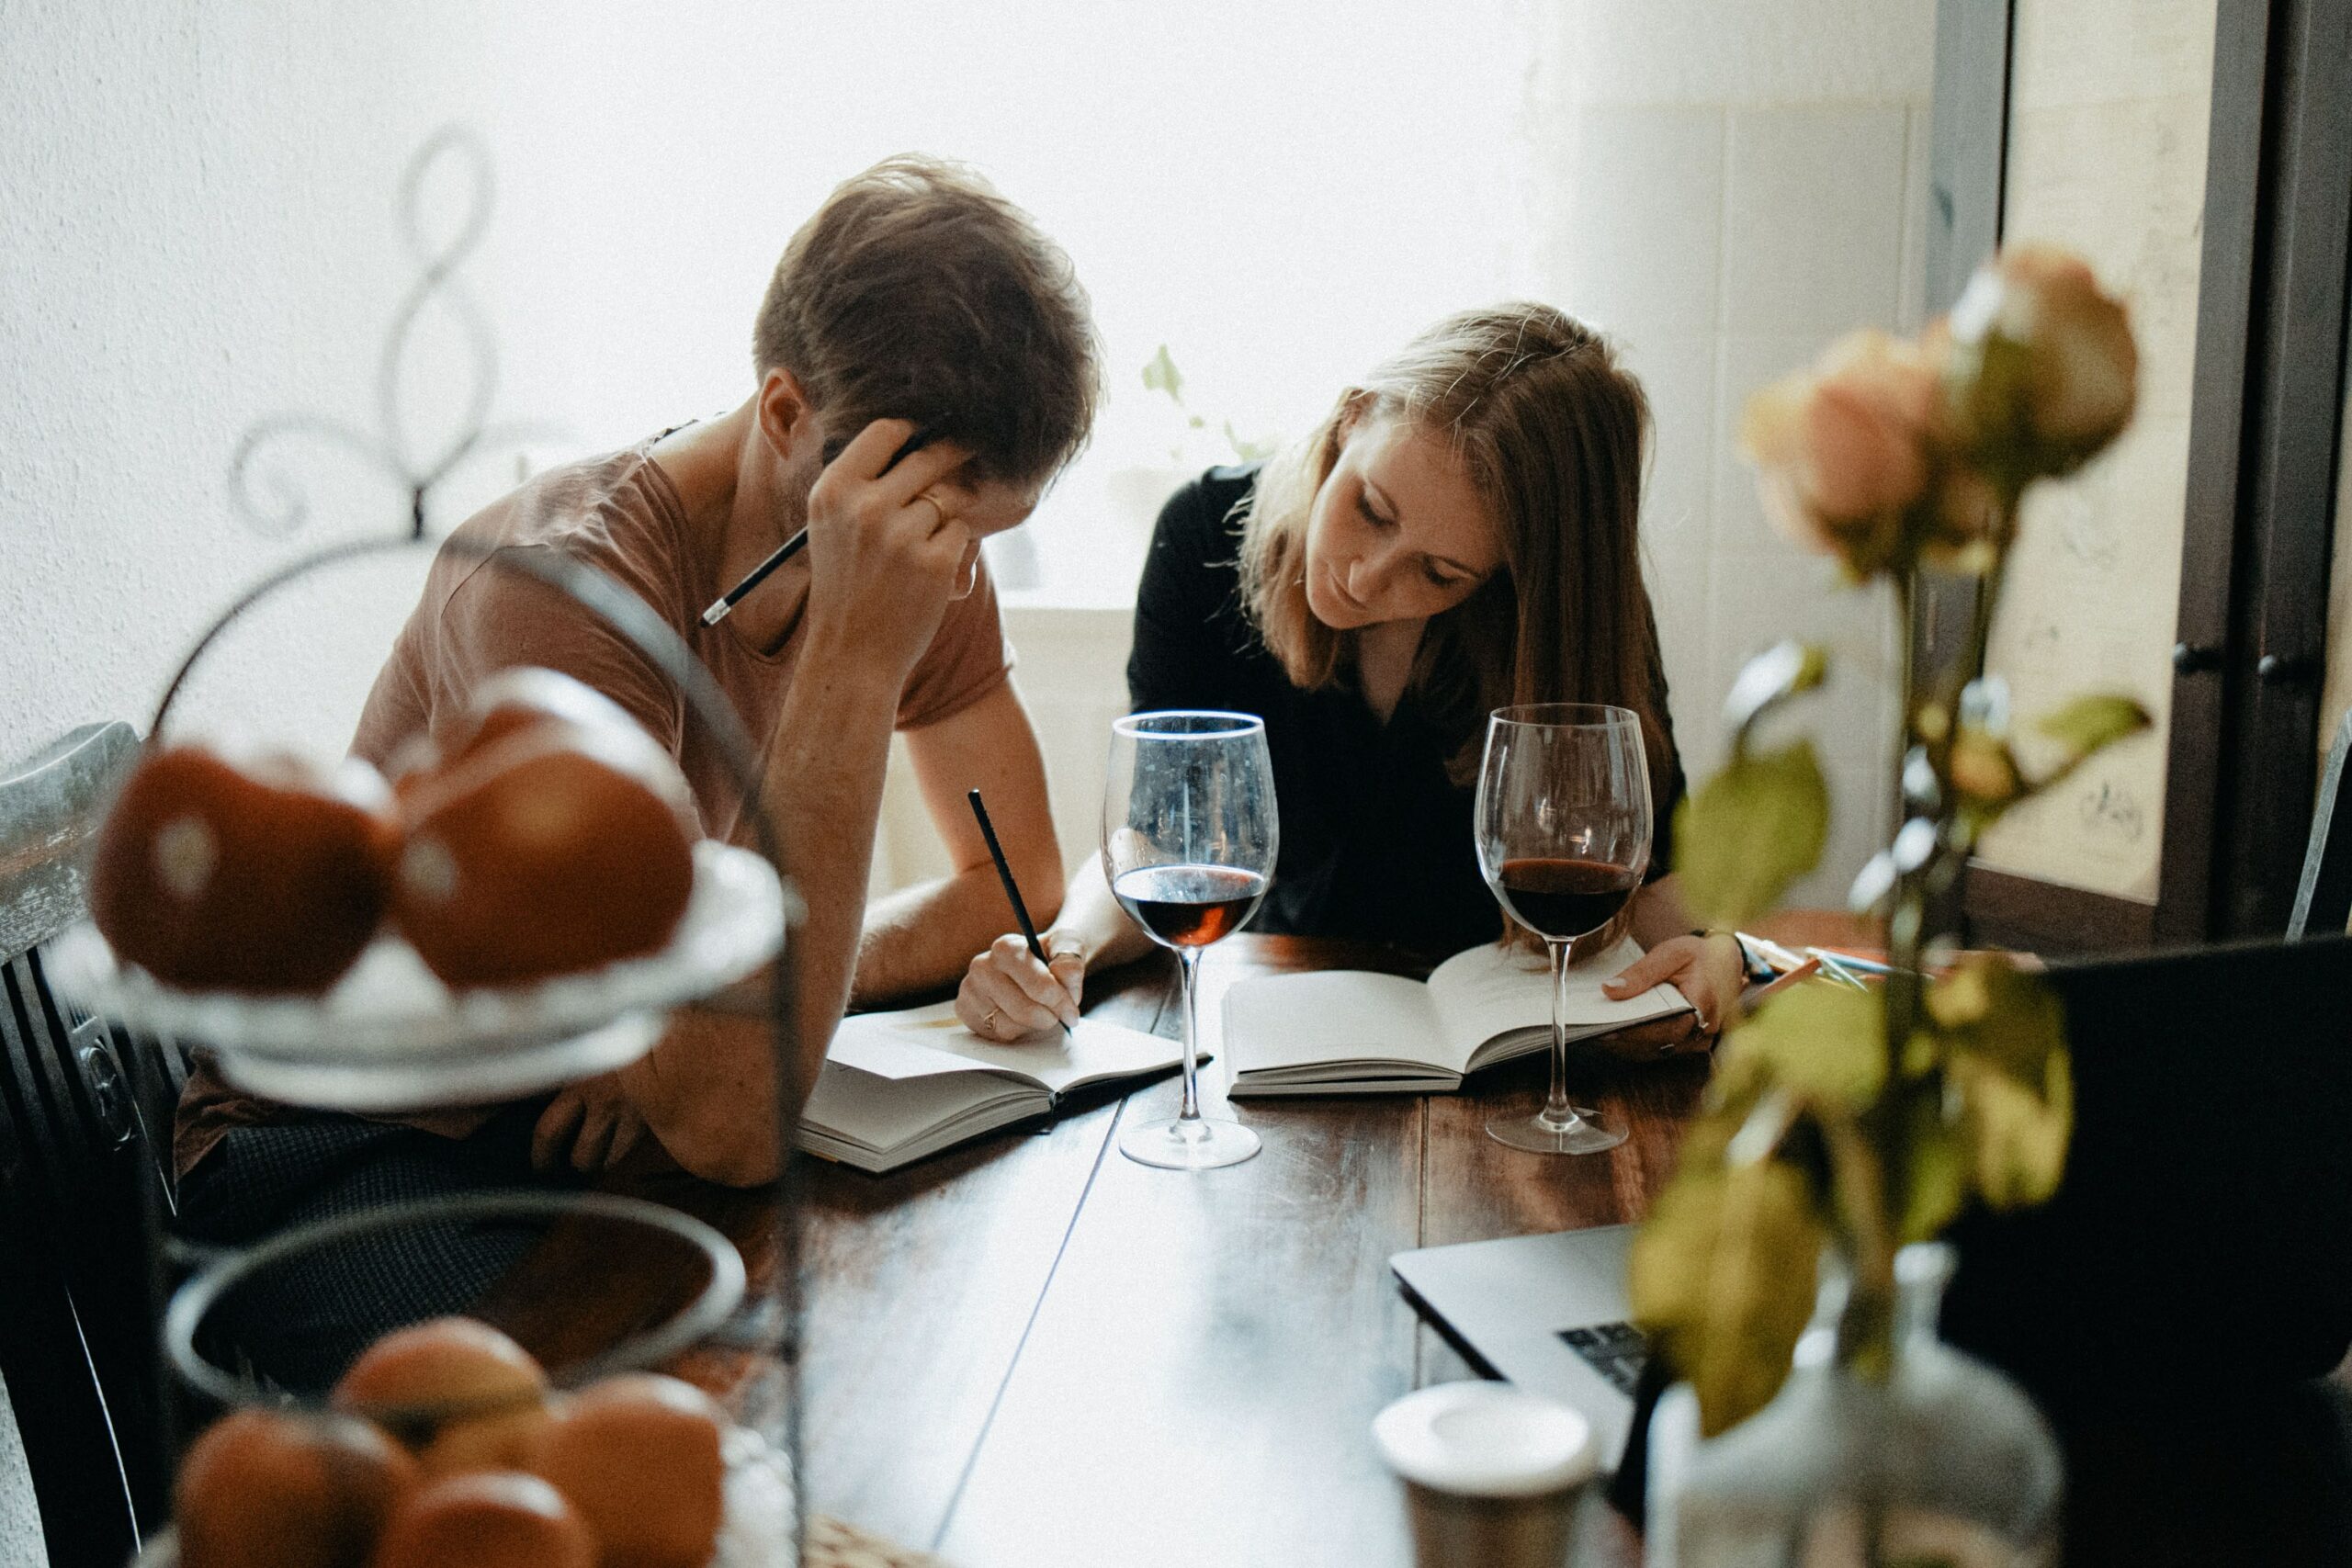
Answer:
[
  {"left": 1390, "top": 933, "right": 2352, "bottom": 1463},
  {"left": 1390, "top": 1222, "right": 1646, "bottom": 1462}
]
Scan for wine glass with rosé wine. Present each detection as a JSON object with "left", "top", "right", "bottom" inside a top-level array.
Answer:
[
  {"left": 1102, "top": 711, "right": 1278, "bottom": 1170},
  {"left": 1475, "top": 704, "right": 1653, "bottom": 1155}
]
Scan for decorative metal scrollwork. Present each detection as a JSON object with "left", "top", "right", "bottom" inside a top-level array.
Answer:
[
  {"left": 224, "top": 126, "right": 546, "bottom": 542},
  {"left": 143, "top": 124, "right": 809, "bottom": 1562}
]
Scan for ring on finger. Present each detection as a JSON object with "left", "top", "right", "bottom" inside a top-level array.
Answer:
[
  {"left": 914, "top": 491, "right": 947, "bottom": 529},
  {"left": 983, "top": 1005, "right": 1001, "bottom": 1033}
]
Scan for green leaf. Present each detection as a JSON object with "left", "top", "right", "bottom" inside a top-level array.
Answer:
[
  {"left": 2034, "top": 694, "right": 2152, "bottom": 768},
  {"left": 1928, "top": 957, "right": 2075, "bottom": 1208},
  {"left": 1631, "top": 1156, "right": 1825, "bottom": 1437},
  {"left": 1927, "top": 956, "right": 2065, "bottom": 1085},
  {"left": 1673, "top": 739, "right": 1831, "bottom": 927},
  {"left": 1897, "top": 1089, "right": 1969, "bottom": 1242},
  {"left": 1951, "top": 1052, "right": 2072, "bottom": 1208},
  {"left": 1142, "top": 344, "right": 1185, "bottom": 404},
  {"left": 1722, "top": 641, "right": 1828, "bottom": 749},
  {"left": 1722, "top": 981, "right": 1887, "bottom": 1114},
  {"left": 1223, "top": 417, "right": 1280, "bottom": 463}
]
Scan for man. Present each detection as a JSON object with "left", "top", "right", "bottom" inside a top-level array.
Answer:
[{"left": 175, "top": 156, "right": 1101, "bottom": 1209}]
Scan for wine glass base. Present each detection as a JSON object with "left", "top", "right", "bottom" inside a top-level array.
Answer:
[
  {"left": 1120, "top": 1114, "right": 1261, "bottom": 1169},
  {"left": 1487, "top": 1110, "right": 1626, "bottom": 1155}
]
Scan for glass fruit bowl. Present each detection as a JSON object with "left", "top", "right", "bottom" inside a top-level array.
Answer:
[
  {"left": 48, "top": 840, "right": 788, "bottom": 1111},
  {"left": 140, "top": 1190, "right": 800, "bottom": 1568}
]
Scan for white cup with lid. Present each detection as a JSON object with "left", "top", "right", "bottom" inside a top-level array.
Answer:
[{"left": 1374, "top": 1382, "right": 1599, "bottom": 1567}]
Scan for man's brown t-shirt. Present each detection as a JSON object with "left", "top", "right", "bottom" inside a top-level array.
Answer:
[{"left": 174, "top": 442, "right": 1013, "bottom": 1178}]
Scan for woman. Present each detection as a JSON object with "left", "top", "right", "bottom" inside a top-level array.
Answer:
[{"left": 958, "top": 304, "right": 1744, "bottom": 1046}]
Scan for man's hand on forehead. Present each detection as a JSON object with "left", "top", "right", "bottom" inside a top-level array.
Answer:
[
  {"left": 820, "top": 422, "right": 942, "bottom": 474},
  {"left": 797, "top": 417, "right": 978, "bottom": 681}
]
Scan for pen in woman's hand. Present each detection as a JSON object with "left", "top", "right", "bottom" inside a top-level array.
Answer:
[{"left": 967, "top": 787, "right": 1071, "bottom": 1038}]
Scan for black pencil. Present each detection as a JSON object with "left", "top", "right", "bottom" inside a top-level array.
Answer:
[
  {"left": 699, "top": 527, "right": 808, "bottom": 626},
  {"left": 967, "top": 787, "right": 1071, "bottom": 1038},
  {"left": 704, "top": 427, "right": 936, "bottom": 626}
]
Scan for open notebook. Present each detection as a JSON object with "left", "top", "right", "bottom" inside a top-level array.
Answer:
[
  {"left": 1222, "top": 935, "right": 1690, "bottom": 1096},
  {"left": 798, "top": 1001, "right": 1183, "bottom": 1173}
]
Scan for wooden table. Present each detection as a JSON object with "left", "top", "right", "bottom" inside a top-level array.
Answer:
[
  {"left": 619, "top": 934, "right": 2352, "bottom": 1567},
  {"left": 791, "top": 934, "right": 1702, "bottom": 1568}
]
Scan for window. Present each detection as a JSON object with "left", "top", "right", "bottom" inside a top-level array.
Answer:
[{"left": 468, "top": 0, "right": 1540, "bottom": 605}]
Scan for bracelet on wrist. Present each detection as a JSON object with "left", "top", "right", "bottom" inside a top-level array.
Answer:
[{"left": 1692, "top": 928, "right": 1775, "bottom": 985}]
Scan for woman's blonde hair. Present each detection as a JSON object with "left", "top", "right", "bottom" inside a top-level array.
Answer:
[{"left": 1237, "top": 303, "right": 1674, "bottom": 790}]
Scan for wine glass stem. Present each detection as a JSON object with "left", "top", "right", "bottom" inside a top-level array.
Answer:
[
  {"left": 1544, "top": 938, "right": 1576, "bottom": 1128},
  {"left": 1176, "top": 946, "right": 1204, "bottom": 1124}
]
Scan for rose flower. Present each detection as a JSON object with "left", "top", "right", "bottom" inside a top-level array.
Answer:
[
  {"left": 1944, "top": 244, "right": 2137, "bottom": 479},
  {"left": 1740, "top": 328, "right": 1943, "bottom": 579}
]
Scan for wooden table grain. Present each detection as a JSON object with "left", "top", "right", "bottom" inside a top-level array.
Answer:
[
  {"left": 602, "top": 931, "right": 2352, "bottom": 1568},
  {"left": 795, "top": 934, "right": 1670, "bottom": 1568}
]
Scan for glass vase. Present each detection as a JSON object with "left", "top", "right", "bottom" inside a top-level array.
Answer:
[{"left": 1645, "top": 1242, "right": 2062, "bottom": 1568}]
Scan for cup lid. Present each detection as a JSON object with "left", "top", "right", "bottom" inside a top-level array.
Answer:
[{"left": 1372, "top": 1382, "right": 1598, "bottom": 1498}]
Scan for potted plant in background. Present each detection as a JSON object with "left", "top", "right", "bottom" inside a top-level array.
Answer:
[{"left": 1632, "top": 247, "right": 2146, "bottom": 1567}]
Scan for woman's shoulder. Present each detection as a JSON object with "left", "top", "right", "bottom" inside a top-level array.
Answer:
[{"left": 1151, "top": 463, "right": 1261, "bottom": 557}]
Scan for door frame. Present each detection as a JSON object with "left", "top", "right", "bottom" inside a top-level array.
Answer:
[
  {"left": 2158, "top": 0, "right": 2352, "bottom": 942},
  {"left": 1930, "top": 0, "right": 2352, "bottom": 952}
]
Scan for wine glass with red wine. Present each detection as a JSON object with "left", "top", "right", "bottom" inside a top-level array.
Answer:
[
  {"left": 1475, "top": 703, "right": 1653, "bottom": 1155},
  {"left": 1103, "top": 711, "right": 1278, "bottom": 1169}
]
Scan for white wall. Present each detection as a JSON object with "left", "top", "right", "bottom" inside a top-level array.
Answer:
[
  {"left": 2, "top": 0, "right": 1536, "bottom": 773},
  {"left": 879, "top": 0, "right": 1946, "bottom": 904},
  {"left": 0, "top": 1, "right": 498, "bottom": 768},
  {"left": 5, "top": 0, "right": 1938, "bottom": 918},
  {"left": 1526, "top": 0, "right": 1939, "bottom": 906}
]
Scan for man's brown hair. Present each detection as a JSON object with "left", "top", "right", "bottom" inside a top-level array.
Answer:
[{"left": 752, "top": 155, "right": 1101, "bottom": 488}]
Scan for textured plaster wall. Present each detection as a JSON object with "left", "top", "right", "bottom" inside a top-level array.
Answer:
[
  {"left": 1525, "top": 0, "right": 1939, "bottom": 907},
  {"left": 0, "top": 1, "right": 499, "bottom": 769},
  {"left": 6, "top": 0, "right": 1944, "bottom": 916}
]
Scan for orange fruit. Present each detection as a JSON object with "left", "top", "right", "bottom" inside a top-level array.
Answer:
[
  {"left": 175, "top": 1407, "right": 416, "bottom": 1568},
  {"left": 527, "top": 1373, "right": 727, "bottom": 1568},
  {"left": 89, "top": 745, "right": 397, "bottom": 992},
  {"left": 369, "top": 1472, "right": 594, "bottom": 1568}
]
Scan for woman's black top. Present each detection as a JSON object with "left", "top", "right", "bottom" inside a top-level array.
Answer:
[{"left": 1125, "top": 466, "right": 1685, "bottom": 956}]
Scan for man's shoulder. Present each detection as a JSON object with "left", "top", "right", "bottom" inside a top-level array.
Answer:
[
  {"left": 438, "top": 445, "right": 693, "bottom": 612},
  {"left": 449, "top": 446, "right": 674, "bottom": 551}
]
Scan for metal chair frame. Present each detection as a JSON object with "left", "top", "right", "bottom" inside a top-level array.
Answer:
[
  {"left": 0, "top": 722, "right": 179, "bottom": 1565},
  {"left": 2290, "top": 707, "right": 2352, "bottom": 940}
]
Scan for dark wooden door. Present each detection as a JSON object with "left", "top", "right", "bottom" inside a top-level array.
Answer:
[
  {"left": 1930, "top": 0, "right": 2352, "bottom": 953},
  {"left": 2157, "top": 0, "right": 2352, "bottom": 943}
]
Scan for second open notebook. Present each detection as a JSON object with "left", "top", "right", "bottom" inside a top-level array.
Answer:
[
  {"left": 1220, "top": 934, "right": 1690, "bottom": 1096},
  {"left": 799, "top": 1002, "right": 1183, "bottom": 1172}
]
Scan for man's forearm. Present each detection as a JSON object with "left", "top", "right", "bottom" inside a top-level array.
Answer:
[
  {"left": 763, "top": 651, "right": 903, "bottom": 1085},
  {"left": 854, "top": 857, "right": 1065, "bottom": 1006},
  {"left": 626, "top": 649, "right": 902, "bottom": 1185}
]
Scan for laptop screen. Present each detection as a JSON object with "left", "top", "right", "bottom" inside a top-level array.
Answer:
[{"left": 1940, "top": 934, "right": 2352, "bottom": 1399}]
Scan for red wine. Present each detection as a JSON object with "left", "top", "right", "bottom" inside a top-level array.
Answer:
[
  {"left": 1493, "top": 856, "right": 1639, "bottom": 941},
  {"left": 1112, "top": 863, "right": 1269, "bottom": 948}
]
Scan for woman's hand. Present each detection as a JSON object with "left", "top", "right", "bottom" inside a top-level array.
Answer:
[
  {"left": 1600, "top": 932, "right": 1747, "bottom": 1052},
  {"left": 956, "top": 931, "right": 1086, "bottom": 1041}
]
